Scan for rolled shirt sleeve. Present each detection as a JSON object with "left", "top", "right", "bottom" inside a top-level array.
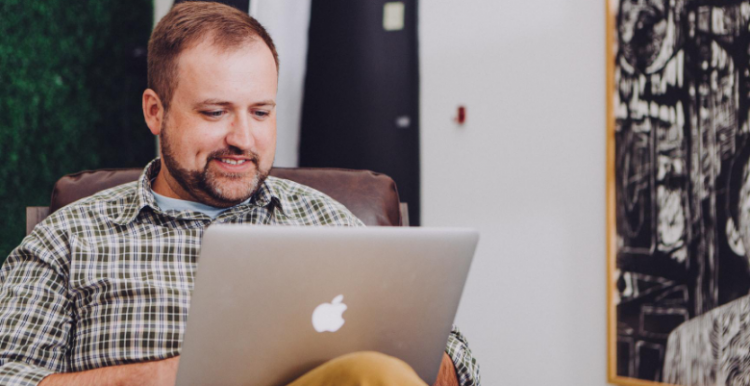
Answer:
[
  {"left": 446, "top": 324, "right": 481, "bottom": 386},
  {"left": 0, "top": 226, "right": 73, "bottom": 386}
]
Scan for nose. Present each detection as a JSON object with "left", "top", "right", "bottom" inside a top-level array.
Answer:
[{"left": 225, "top": 112, "right": 255, "bottom": 151}]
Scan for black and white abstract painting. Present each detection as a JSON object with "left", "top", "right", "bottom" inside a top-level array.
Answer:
[{"left": 610, "top": 0, "right": 750, "bottom": 384}]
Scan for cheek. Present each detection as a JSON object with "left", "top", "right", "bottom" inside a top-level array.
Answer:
[
  {"left": 168, "top": 116, "right": 226, "bottom": 161},
  {"left": 256, "top": 125, "right": 276, "bottom": 168},
  {"left": 257, "top": 123, "right": 277, "bottom": 152}
]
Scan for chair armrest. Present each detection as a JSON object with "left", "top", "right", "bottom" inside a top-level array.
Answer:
[
  {"left": 400, "top": 203, "right": 409, "bottom": 226},
  {"left": 26, "top": 207, "right": 50, "bottom": 236}
]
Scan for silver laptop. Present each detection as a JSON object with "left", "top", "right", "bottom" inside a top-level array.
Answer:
[{"left": 175, "top": 226, "right": 478, "bottom": 386}]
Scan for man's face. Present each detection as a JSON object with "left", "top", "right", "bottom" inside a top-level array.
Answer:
[{"left": 158, "top": 38, "right": 278, "bottom": 208}]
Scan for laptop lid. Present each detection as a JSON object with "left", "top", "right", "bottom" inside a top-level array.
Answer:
[{"left": 176, "top": 226, "right": 478, "bottom": 386}]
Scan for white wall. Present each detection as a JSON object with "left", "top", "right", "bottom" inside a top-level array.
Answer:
[
  {"left": 419, "top": 1, "right": 607, "bottom": 385},
  {"left": 153, "top": 0, "right": 172, "bottom": 26},
  {"left": 252, "top": 0, "right": 311, "bottom": 167}
]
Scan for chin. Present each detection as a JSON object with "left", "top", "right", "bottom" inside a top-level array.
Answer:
[{"left": 206, "top": 174, "right": 263, "bottom": 205}]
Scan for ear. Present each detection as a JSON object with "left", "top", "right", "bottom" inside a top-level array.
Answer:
[{"left": 142, "top": 89, "right": 165, "bottom": 136}]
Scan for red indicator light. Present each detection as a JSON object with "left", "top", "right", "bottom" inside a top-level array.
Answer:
[{"left": 455, "top": 106, "right": 466, "bottom": 125}]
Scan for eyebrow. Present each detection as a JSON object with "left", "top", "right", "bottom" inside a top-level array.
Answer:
[
  {"left": 194, "top": 99, "right": 276, "bottom": 108},
  {"left": 252, "top": 100, "right": 276, "bottom": 107}
]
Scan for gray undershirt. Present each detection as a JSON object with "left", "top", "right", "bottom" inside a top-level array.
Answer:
[{"left": 152, "top": 191, "right": 251, "bottom": 220}]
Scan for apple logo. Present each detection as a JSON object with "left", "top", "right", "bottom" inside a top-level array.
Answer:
[{"left": 312, "top": 294, "right": 347, "bottom": 332}]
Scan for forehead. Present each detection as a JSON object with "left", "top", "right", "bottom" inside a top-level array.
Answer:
[{"left": 173, "top": 38, "right": 278, "bottom": 102}]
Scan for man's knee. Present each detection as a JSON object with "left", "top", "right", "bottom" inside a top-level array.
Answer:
[{"left": 292, "top": 351, "right": 427, "bottom": 386}]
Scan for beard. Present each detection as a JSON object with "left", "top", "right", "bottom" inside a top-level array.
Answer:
[{"left": 159, "top": 122, "right": 270, "bottom": 208}]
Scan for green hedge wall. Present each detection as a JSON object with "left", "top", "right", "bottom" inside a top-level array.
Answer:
[{"left": 0, "top": 0, "right": 155, "bottom": 264}]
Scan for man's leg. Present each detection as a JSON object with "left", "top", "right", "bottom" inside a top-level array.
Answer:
[{"left": 288, "top": 352, "right": 428, "bottom": 386}]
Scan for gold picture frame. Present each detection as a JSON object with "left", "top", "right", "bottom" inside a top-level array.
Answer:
[{"left": 607, "top": 0, "right": 750, "bottom": 385}]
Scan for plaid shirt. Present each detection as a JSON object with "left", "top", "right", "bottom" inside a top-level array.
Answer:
[{"left": 0, "top": 160, "right": 480, "bottom": 386}]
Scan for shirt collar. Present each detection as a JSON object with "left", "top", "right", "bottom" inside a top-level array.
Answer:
[{"left": 111, "top": 159, "right": 282, "bottom": 225}]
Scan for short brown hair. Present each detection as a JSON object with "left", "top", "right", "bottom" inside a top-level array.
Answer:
[{"left": 147, "top": 1, "right": 279, "bottom": 111}]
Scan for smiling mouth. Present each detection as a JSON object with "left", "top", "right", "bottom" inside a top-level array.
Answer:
[{"left": 217, "top": 158, "right": 249, "bottom": 165}]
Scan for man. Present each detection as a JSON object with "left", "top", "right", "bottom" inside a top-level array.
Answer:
[{"left": 0, "top": 3, "right": 480, "bottom": 386}]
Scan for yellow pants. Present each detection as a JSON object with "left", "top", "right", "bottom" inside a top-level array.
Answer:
[{"left": 288, "top": 352, "right": 429, "bottom": 386}]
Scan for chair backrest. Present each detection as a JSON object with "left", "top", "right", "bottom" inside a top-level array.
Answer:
[{"left": 40, "top": 167, "right": 402, "bottom": 227}]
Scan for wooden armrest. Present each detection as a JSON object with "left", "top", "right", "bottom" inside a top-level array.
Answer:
[{"left": 26, "top": 207, "right": 50, "bottom": 236}]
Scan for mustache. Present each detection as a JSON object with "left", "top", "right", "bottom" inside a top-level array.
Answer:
[{"left": 207, "top": 148, "right": 260, "bottom": 164}]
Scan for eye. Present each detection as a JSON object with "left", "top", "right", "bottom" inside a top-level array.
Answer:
[
  {"left": 253, "top": 110, "right": 270, "bottom": 119},
  {"left": 201, "top": 110, "right": 225, "bottom": 118}
]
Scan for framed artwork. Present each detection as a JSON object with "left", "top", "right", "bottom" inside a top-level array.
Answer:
[{"left": 607, "top": 0, "right": 750, "bottom": 385}]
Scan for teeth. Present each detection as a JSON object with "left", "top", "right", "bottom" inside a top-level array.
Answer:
[{"left": 220, "top": 158, "right": 246, "bottom": 165}]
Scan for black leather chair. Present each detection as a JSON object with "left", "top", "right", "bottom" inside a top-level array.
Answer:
[{"left": 27, "top": 167, "right": 406, "bottom": 234}]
